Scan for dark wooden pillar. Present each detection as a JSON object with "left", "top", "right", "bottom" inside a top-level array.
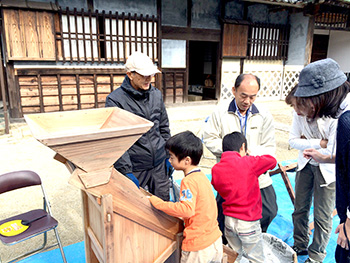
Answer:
[{"left": 6, "top": 62, "right": 22, "bottom": 118}]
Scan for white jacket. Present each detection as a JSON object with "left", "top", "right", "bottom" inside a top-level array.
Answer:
[
  {"left": 203, "top": 99, "right": 276, "bottom": 189},
  {"left": 289, "top": 111, "right": 336, "bottom": 186}
]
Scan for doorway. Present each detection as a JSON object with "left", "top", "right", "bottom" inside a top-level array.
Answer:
[
  {"left": 311, "top": 34, "right": 329, "bottom": 62},
  {"left": 188, "top": 41, "right": 218, "bottom": 101}
]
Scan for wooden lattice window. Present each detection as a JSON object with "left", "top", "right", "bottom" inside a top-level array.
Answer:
[
  {"left": 315, "top": 11, "right": 349, "bottom": 29},
  {"left": 247, "top": 23, "right": 290, "bottom": 60},
  {"left": 57, "top": 8, "right": 159, "bottom": 64},
  {"left": 222, "top": 23, "right": 289, "bottom": 61}
]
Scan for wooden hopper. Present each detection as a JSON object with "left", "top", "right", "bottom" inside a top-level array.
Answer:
[{"left": 24, "top": 107, "right": 154, "bottom": 174}]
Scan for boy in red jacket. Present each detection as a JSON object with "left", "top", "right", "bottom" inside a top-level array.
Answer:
[
  {"left": 211, "top": 132, "right": 276, "bottom": 263},
  {"left": 149, "top": 131, "right": 222, "bottom": 263}
]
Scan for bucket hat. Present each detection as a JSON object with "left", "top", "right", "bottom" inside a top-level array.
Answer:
[
  {"left": 125, "top": 52, "right": 161, "bottom": 76},
  {"left": 295, "top": 58, "right": 347, "bottom": 97}
]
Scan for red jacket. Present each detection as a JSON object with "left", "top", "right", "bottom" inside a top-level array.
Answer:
[{"left": 211, "top": 151, "right": 276, "bottom": 221}]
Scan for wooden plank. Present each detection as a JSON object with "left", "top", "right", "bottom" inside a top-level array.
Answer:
[
  {"left": 20, "top": 11, "right": 40, "bottom": 58},
  {"left": 37, "top": 11, "right": 55, "bottom": 59},
  {"left": 269, "top": 162, "right": 297, "bottom": 176},
  {"left": 222, "top": 24, "right": 248, "bottom": 58},
  {"left": 161, "top": 25, "right": 220, "bottom": 42},
  {"left": 81, "top": 192, "right": 98, "bottom": 263},
  {"left": 101, "top": 194, "right": 115, "bottom": 263},
  {"left": 77, "top": 168, "right": 112, "bottom": 189},
  {"left": 3, "top": 9, "right": 25, "bottom": 59},
  {"left": 278, "top": 163, "right": 295, "bottom": 204},
  {"left": 87, "top": 227, "right": 104, "bottom": 263},
  {"left": 153, "top": 241, "right": 177, "bottom": 263},
  {"left": 223, "top": 245, "right": 238, "bottom": 263}
]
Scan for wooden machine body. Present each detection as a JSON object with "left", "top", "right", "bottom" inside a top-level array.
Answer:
[{"left": 25, "top": 107, "right": 185, "bottom": 262}]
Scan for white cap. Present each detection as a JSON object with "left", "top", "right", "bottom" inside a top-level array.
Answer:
[{"left": 125, "top": 52, "right": 161, "bottom": 76}]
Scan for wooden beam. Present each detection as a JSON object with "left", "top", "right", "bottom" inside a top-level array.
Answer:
[
  {"left": 161, "top": 26, "right": 221, "bottom": 42},
  {"left": 15, "top": 67, "right": 126, "bottom": 76},
  {"left": 269, "top": 162, "right": 297, "bottom": 176}
]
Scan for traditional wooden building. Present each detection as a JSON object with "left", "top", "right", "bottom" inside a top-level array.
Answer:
[{"left": 1, "top": 0, "right": 350, "bottom": 121}]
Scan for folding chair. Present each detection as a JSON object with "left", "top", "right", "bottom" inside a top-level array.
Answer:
[{"left": 0, "top": 170, "right": 67, "bottom": 263}]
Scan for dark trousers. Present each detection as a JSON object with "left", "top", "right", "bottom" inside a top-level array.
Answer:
[
  {"left": 260, "top": 184, "right": 278, "bottom": 232},
  {"left": 134, "top": 160, "right": 170, "bottom": 201},
  {"left": 336, "top": 244, "right": 350, "bottom": 263},
  {"left": 217, "top": 184, "right": 278, "bottom": 244}
]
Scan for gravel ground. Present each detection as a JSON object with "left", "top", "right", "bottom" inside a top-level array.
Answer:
[{"left": 0, "top": 100, "right": 298, "bottom": 261}]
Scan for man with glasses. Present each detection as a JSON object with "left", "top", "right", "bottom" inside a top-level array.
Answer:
[
  {"left": 203, "top": 73, "right": 277, "bottom": 238},
  {"left": 105, "top": 52, "right": 171, "bottom": 201}
]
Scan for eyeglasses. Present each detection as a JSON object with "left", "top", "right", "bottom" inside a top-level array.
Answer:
[{"left": 132, "top": 72, "right": 155, "bottom": 79}]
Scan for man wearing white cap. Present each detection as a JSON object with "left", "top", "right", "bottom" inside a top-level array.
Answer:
[{"left": 106, "top": 52, "right": 171, "bottom": 201}]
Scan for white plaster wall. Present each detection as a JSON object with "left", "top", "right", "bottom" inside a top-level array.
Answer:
[
  {"left": 286, "top": 13, "right": 310, "bottom": 66},
  {"left": 328, "top": 31, "right": 350, "bottom": 72}
]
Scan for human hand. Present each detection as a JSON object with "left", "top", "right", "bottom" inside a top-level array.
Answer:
[
  {"left": 336, "top": 221, "right": 350, "bottom": 250},
  {"left": 303, "top": 148, "right": 331, "bottom": 163},
  {"left": 320, "top": 139, "right": 328, "bottom": 149}
]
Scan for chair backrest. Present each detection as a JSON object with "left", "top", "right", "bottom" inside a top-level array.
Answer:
[{"left": 0, "top": 170, "right": 42, "bottom": 194}]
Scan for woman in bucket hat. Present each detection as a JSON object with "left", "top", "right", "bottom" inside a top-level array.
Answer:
[{"left": 294, "top": 58, "right": 350, "bottom": 263}]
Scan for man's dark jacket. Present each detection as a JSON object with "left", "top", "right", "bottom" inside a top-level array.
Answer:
[{"left": 105, "top": 75, "right": 171, "bottom": 174}]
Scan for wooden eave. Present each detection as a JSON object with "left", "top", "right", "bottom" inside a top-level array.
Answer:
[
  {"left": 0, "top": 0, "right": 59, "bottom": 11},
  {"left": 241, "top": 0, "right": 307, "bottom": 8}
]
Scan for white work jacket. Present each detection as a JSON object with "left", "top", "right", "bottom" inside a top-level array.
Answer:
[
  {"left": 203, "top": 99, "right": 276, "bottom": 189},
  {"left": 289, "top": 111, "right": 337, "bottom": 186}
]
